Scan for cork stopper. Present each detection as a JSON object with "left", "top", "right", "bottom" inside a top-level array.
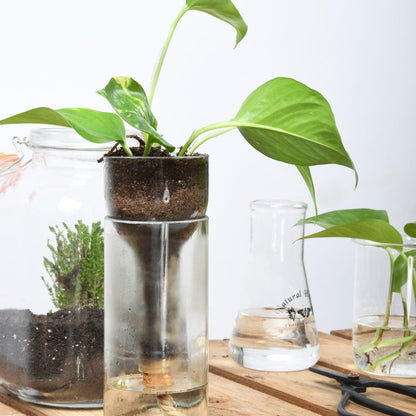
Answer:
[{"left": 141, "top": 358, "right": 174, "bottom": 389}]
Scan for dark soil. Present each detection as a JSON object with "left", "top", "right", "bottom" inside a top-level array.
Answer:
[
  {"left": 0, "top": 307, "right": 103, "bottom": 404},
  {"left": 103, "top": 137, "right": 209, "bottom": 221}
]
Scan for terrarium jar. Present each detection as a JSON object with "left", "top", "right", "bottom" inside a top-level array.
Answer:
[
  {"left": 0, "top": 128, "right": 111, "bottom": 407},
  {"left": 353, "top": 239, "right": 416, "bottom": 377},
  {"left": 229, "top": 200, "right": 320, "bottom": 371},
  {"left": 104, "top": 217, "right": 208, "bottom": 415}
]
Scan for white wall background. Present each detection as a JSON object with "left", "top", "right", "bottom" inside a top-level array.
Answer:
[{"left": 0, "top": 0, "right": 415, "bottom": 338}]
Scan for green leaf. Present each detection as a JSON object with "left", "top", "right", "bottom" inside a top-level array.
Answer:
[
  {"left": 301, "top": 208, "right": 390, "bottom": 228},
  {"left": 296, "top": 165, "right": 317, "bottom": 215},
  {"left": 0, "top": 107, "right": 71, "bottom": 128},
  {"left": 302, "top": 219, "right": 403, "bottom": 245},
  {"left": 404, "top": 223, "right": 416, "bottom": 238},
  {"left": 234, "top": 78, "right": 357, "bottom": 174},
  {"left": 98, "top": 77, "right": 175, "bottom": 152},
  {"left": 0, "top": 107, "right": 127, "bottom": 147},
  {"left": 57, "top": 108, "right": 126, "bottom": 144},
  {"left": 98, "top": 77, "right": 158, "bottom": 129},
  {"left": 186, "top": 0, "right": 248, "bottom": 46},
  {"left": 393, "top": 250, "right": 416, "bottom": 293}
]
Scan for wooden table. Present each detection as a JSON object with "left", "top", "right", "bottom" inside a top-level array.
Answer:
[{"left": 1, "top": 331, "right": 415, "bottom": 415}]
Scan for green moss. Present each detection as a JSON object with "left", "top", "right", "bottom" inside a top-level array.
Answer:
[{"left": 42, "top": 220, "right": 104, "bottom": 309}]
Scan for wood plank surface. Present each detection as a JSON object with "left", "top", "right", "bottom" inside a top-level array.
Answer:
[
  {"left": 330, "top": 329, "right": 352, "bottom": 340},
  {"left": 0, "top": 401, "right": 26, "bottom": 416},
  {"left": 209, "top": 336, "right": 416, "bottom": 416},
  {"left": 0, "top": 373, "right": 320, "bottom": 416},
  {"left": 209, "top": 372, "right": 319, "bottom": 416},
  {"left": 1, "top": 334, "right": 415, "bottom": 415}
]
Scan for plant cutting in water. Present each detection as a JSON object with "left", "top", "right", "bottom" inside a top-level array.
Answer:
[
  {"left": 42, "top": 220, "right": 104, "bottom": 310},
  {"left": 301, "top": 208, "right": 416, "bottom": 374},
  {"left": 0, "top": 0, "right": 357, "bottom": 211}
]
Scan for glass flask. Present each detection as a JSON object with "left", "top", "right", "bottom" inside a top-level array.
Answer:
[
  {"left": 229, "top": 200, "right": 320, "bottom": 371},
  {"left": 104, "top": 217, "right": 208, "bottom": 416},
  {"left": 0, "top": 128, "right": 110, "bottom": 407},
  {"left": 353, "top": 239, "right": 416, "bottom": 377}
]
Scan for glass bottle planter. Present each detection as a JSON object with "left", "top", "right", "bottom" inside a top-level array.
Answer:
[
  {"left": 353, "top": 239, "right": 416, "bottom": 377},
  {"left": 229, "top": 200, "right": 320, "bottom": 371},
  {"left": 104, "top": 217, "right": 208, "bottom": 415},
  {"left": 0, "top": 128, "right": 109, "bottom": 407},
  {"left": 103, "top": 154, "right": 209, "bottom": 415}
]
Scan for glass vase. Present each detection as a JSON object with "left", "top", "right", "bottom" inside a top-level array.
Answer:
[
  {"left": 104, "top": 217, "right": 208, "bottom": 416},
  {"left": 353, "top": 239, "right": 416, "bottom": 377},
  {"left": 0, "top": 128, "right": 110, "bottom": 407},
  {"left": 229, "top": 200, "right": 320, "bottom": 371}
]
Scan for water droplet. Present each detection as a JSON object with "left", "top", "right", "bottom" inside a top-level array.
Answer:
[{"left": 163, "top": 182, "right": 170, "bottom": 204}]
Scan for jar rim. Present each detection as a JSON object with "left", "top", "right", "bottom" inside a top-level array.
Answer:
[
  {"left": 107, "top": 215, "right": 209, "bottom": 225},
  {"left": 250, "top": 199, "right": 307, "bottom": 211},
  {"left": 28, "top": 127, "right": 120, "bottom": 151},
  {"left": 103, "top": 154, "right": 208, "bottom": 160}
]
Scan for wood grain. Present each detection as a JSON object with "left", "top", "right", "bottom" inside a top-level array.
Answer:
[
  {"left": 209, "top": 372, "right": 319, "bottom": 416},
  {"left": 209, "top": 336, "right": 416, "bottom": 416},
  {"left": 0, "top": 401, "right": 26, "bottom": 416},
  {"left": 330, "top": 329, "right": 352, "bottom": 340},
  {"left": 2, "top": 335, "right": 415, "bottom": 415}
]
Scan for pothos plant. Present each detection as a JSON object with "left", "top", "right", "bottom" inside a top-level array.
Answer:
[
  {"left": 301, "top": 208, "right": 416, "bottom": 373},
  {"left": 0, "top": 0, "right": 356, "bottom": 211}
]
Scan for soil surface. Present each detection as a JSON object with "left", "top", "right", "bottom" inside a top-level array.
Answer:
[{"left": 0, "top": 307, "right": 103, "bottom": 404}]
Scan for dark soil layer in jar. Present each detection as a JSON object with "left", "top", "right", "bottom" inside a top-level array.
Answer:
[
  {"left": 0, "top": 307, "right": 103, "bottom": 404},
  {"left": 104, "top": 138, "right": 209, "bottom": 221}
]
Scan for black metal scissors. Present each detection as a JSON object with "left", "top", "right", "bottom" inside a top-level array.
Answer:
[{"left": 310, "top": 367, "right": 416, "bottom": 416}]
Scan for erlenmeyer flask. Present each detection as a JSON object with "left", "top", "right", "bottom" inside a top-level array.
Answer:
[{"left": 229, "top": 200, "right": 320, "bottom": 371}]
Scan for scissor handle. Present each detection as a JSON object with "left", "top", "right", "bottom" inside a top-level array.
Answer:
[
  {"left": 361, "top": 379, "right": 416, "bottom": 399},
  {"left": 340, "top": 385, "right": 415, "bottom": 416}
]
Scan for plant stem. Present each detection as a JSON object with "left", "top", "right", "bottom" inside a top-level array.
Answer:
[
  {"left": 179, "top": 120, "right": 260, "bottom": 155},
  {"left": 143, "top": 135, "right": 153, "bottom": 157},
  {"left": 148, "top": 5, "right": 189, "bottom": 107},
  {"left": 358, "top": 248, "right": 395, "bottom": 354},
  {"left": 178, "top": 121, "right": 233, "bottom": 155},
  {"left": 358, "top": 247, "right": 416, "bottom": 374},
  {"left": 187, "top": 127, "right": 235, "bottom": 154},
  {"left": 367, "top": 335, "right": 416, "bottom": 373},
  {"left": 122, "top": 142, "right": 133, "bottom": 156}
]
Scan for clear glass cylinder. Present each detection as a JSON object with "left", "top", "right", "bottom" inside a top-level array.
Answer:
[
  {"left": 104, "top": 216, "right": 208, "bottom": 416},
  {"left": 353, "top": 239, "right": 416, "bottom": 377},
  {"left": 0, "top": 128, "right": 110, "bottom": 407},
  {"left": 229, "top": 200, "right": 320, "bottom": 371}
]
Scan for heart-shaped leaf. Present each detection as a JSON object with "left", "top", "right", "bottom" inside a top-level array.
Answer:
[
  {"left": 302, "top": 219, "right": 403, "bottom": 245},
  {"left": 234, "top": 78, "right": 357, "bottom": 175},
  {"left": 301, "top": 208, "right": 390, "bottom": 228},
  {"left": 186, "top": 0, "right": 248, "bottom": 46},
  {"left": 404, "top": 223, "right": 416, "bottom": 238},
  {"left": 98, "top": 77, "right": 175, "bottom": 151},
  {"left": 0, "top": 107, "right": 126, "bottom": 146}
]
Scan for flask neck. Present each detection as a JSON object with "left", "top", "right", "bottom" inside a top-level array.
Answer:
[{"left": 250, "top": 200, "right": 306, "bottom": 258}]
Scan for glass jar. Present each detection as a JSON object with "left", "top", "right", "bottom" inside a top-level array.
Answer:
[
  {"left": 104, "top": 217, "right": 208, "bottom": 416},
  {"left": 353, "top": 239, "right": 416, "bottom": 377},
  {"left": 0, "top": 128, "right": 111, "bottom": 407},
  {"left": 229, "top": 200, "right": 320, "bottom": 371}
]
